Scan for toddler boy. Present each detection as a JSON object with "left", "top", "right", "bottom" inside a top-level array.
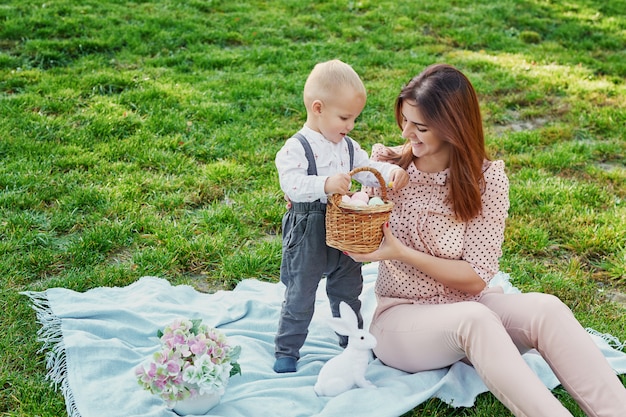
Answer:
[{"left": 273, "top": 59, "right": 408, "bottom": 373}]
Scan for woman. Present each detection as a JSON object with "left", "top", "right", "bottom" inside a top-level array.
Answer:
[{"left": 348, "top": 64, "right": 626, "bottom": 416}]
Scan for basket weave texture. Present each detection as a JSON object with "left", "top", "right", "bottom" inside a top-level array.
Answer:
[{"left": 326, "top": 166, "right": 394, "bottom": 253}]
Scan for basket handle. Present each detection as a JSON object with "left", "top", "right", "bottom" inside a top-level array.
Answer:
[{"left": 348, "top": 166, "right": 388, "bottom": 201}]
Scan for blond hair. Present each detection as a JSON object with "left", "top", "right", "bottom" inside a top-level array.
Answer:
[{"left": 303, "top": 59, "right": 366, "bottom": 109}]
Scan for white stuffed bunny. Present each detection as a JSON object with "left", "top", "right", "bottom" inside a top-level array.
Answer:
[{"left": 314, "top": 301, "right": 377, "bottom": 397}]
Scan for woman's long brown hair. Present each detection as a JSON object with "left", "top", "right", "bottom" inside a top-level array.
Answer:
[{"left": 387, "top": 64, "right": 488, "bottom": 222}]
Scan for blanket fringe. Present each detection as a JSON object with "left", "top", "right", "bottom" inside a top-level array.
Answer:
[
  {"left": 586, "top": 327, "right": 626, "bottom": 352},
  {"left": 22, "top": 290, "right": 82, "bottom": 417}
]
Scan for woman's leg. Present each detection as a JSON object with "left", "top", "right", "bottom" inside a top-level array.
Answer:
[
  {"left": 480, "top": 290, "right": 626, "bottom": 417},
  {"left": 370, "top": 301, "right": 571, "bottom": 417}
]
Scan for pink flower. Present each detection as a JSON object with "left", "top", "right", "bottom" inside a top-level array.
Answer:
[
  {"left": 166, "top": 360, "right": 181, "bottom": 375},
  {"left": 190, "top": 339, "right": 208, "bottom": 355},
  {"left": 134, "top": 318, "right": 241, "bottom": 405}
]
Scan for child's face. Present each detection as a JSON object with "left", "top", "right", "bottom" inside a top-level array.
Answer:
[{"left": 313, "top": 87, "right": 366, "bottom": 144}]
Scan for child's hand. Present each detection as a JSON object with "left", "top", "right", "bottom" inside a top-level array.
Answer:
[
  {"left": 324, "top": 173, "right": 351, "bottom": 195},
  {"left": 388, "top": 168, "right": 409, "bottom": 190}
]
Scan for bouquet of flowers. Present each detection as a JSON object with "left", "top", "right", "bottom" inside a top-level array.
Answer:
[{"left": 135, "top": 318, "right": 242, "bottom": 405}]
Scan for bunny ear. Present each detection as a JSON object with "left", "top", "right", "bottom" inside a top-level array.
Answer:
[
  {"left": 326, "top": 316, "right": 352, "bottom": 336},
  {"left": 338, "top": 301, "right": 358, "bottom": 329},
  {"left": 326, "top": 302, "right": 359, "bottom": 336}
]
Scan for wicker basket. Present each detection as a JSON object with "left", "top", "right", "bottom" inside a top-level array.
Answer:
[{"left": 326, "top": 166, "right": 394, "bottom": 253}]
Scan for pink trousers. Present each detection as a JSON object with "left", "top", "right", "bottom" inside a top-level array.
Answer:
[{"left": 370, "top": 288, "right": 626, "bottom": 417}]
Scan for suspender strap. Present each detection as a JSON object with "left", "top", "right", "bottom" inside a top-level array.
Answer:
[
  {"left": 292, "top": 133, "right": 354, "bottom": 176},
  {"left": 293, "top": 133, "right": 317, "bottom": 176},
  {"left": 345, "top": 136, "right": 354, "bottom": 170}
]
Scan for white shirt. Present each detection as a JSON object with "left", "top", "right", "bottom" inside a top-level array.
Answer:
[{"left": 275, "top": 125, "right": 401, "bottom": 203}]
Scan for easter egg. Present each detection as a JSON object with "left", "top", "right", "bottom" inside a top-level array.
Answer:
[
  {"left": 349, "top": 199, "right": 368, "bottom": 207},
  {"left": 350, "top": 191, "right": 370, "bottom": 203},
  {"left": 368, "top": 196, "right": 385, "bottom": 206},
  {"left": 341, "top": 195, "right": 352, "bottom": 204}
]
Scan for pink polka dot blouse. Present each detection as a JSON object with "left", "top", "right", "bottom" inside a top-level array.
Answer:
[{"left": 370, "top": 144, "right": 510, "bottom": 305}]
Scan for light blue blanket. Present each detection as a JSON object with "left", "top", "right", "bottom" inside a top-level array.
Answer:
[{"left": 23, "top": 263, "right": 626, "bottom": 417}]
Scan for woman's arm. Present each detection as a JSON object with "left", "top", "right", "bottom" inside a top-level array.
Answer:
[{"left": 347, "top": 223, "right": 486, "bottom": 295}]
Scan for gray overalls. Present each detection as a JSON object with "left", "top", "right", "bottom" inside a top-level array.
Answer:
[{"left": 274, "top": 133, "right": 364, "bottom": 360}]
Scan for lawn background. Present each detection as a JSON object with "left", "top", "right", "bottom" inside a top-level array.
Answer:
[{"left": 1, "top": 0, "right": 625, "bottom": 416}]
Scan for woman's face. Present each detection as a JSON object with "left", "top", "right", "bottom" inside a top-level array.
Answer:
[{"left": 400, "top": 100, "right": 450, "bottom": 168}]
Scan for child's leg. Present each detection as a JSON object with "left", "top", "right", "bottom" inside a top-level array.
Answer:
[
  {"left": 481, "top": 290, "right": 626, "bottom": 417},
  {"left": 274, "top": 203, "right": 327, "bottom": 372},
  {"left": 325, "top": 250, "right": 363, "bottom": 347},
  {"left": 275, "top": 273, "right": 319, "bottom": 359}
]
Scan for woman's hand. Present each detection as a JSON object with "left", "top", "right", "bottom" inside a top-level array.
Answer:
[
  {"left": 347, "top": 219, "right": 487, "bottom": 295},
  {"left": 345, "top": 222, "right": 403, "bottom": 262}
]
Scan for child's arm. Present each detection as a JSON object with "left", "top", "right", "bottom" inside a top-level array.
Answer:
[
  {"left": 386, "top": 167, "right": 409, "bottom": 190},
  {"left": 276, "top": 137, "right": 343, "bottom": 202},
  {"left": 349, "top": 140, "right": 408, "bottom": 190}
]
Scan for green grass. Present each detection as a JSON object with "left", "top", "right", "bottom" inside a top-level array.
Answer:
[{"left": 1, "top": 0, "right": 625, "bottom": 416}]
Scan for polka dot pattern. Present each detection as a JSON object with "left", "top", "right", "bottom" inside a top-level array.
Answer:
[{"left": 370, "top": 144, "right": 510, "bottom": 304}]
